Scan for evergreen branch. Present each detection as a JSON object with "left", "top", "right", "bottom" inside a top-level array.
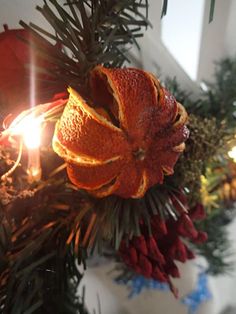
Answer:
[
  {"left": 20, "top": 0, "right": 149, "bottom": 95},
  {"left": 195, "top": 207, "right": 235, "bottom": 275},
  {"left": 161, "top": 0, "right": 168, "bottom": 18},
  {"left": 209, "top": 0, "right": 216, "bottom": 23},
  {"left": 165, "top": 57, "right": 236, "bottom": 129},
  {"left": 88, "top": 185, "right": 185, "bottom": 253},
  {"left": 0, "top": 146, "right": 186, "bottom": 312},
  {"left": 164, "top": 74, "right": 236, "bottom": 275},
  {"left": 0, "top": 149, "right": 94, "bottom": 313}
]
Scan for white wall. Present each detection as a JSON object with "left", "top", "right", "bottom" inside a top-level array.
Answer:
[
  {"left": 197, "top": 0, "right": 231, "bottom": 83},
  {"left": 161, "top": 0, "right": 205, "bottom": 81},
  {"left": 225, "top": 0, "right": 236, "bottom": 57},
  {"left": 129, "top": 0, "right": 202, "bottom": 97},
  {"left": 132, "top": 0, "right": 236, "bottom": 92},
  {"left": 0, "top": 0, "right": 44, "bottom": 29}
]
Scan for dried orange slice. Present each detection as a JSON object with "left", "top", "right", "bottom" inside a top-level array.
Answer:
[{"left": 53, "top": 66, "right": 189, "bottom": 198}]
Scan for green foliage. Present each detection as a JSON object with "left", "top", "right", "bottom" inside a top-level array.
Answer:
[
  {"left": 0, "top": 147, "right": 185, "bottom": 313},
  {"left": 165, "top": 59, "right": 236, "bottom": 204},
  {"left": 196, "top": 208, "right": 235, "bottom": 275},
  {"left": 0, "top": 1, "right": 233, "bottom": 311},
  {"left": 20, "top": 0, "right": 149, "bottom": 95},
  {"left": 0, "top": 147, "right": 94, "bottom": 313},
  {"left": 172, "top": 114, "right": 229, "bottom": 205},
  {"left": 161, "top": 0, "right": 168, "bottom": 18},
  {"left": 209, "top": 0, "right": 216, "bottom": 23},
  {"left": 165, "top": 63, "right": 236, "bottom": 275},
  {"left": 196, "top": 57, "right": 236, "bottom": 128},
  {"left": 164, "top": 77, "right": 192, "bottom": 106},
  {"left": 0, "top": 2, "right": 151, "bottom": 311},
  {"left": 165, "top": 56, "right": 236, "bottom": 129},
  {"left": 93, "top": 184, "right": 184, "bottom": 252}
]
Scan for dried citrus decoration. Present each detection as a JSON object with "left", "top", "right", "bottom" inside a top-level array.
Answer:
[{"left": 53, "top": 66, "right": 189, "bottom": 198}]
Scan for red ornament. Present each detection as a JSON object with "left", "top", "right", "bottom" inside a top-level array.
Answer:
[{"left": 0, "top": 25, "right": 64, "bottom": 111}]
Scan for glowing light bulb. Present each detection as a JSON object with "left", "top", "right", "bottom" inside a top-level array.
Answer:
[
  {"left": 9, "top": 113, "right": 43, "bottom": 148},
  {"left": 0, "top": 112, "right": 43, "bottom": 182},
  {"left": 21, "top": 115, "right": 42, "bottom": 149},
  {"left": 9, "top": 113, "right": 43, "bottom": 182},
  {"left": 228, "top": 146, "right": 236, "bottom": 163}
]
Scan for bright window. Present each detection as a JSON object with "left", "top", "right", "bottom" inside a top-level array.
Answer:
[{"left": 161, "top": 0, "right": 205, "bottom": 80}]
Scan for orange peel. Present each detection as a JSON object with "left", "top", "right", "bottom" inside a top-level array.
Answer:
[{"left": 53, "top": 66, "right": 189, "bottom": 198}]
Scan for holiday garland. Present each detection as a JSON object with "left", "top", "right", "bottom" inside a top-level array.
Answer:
[
  {"left": 0, "top": 1, "right": 234, "bottom": 313},
  {"left": 165, "top": 69, "right": 236, "bottom": 275}
]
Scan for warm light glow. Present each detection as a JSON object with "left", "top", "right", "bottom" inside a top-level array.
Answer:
[
  {"left": 22, "top": 116, "right": 42, "bottom": 149},
  {"left": 228, "top": 146, "right": 236, "bottom": 163},
  {"left": 0, "top": 113, "right": 43, "bottom": 182},
  {"left": 9, "top": 114, "right": 43, "bottom": 149},
  {"left": 27, "top": 165, "right": 42, "bottom": 183}
]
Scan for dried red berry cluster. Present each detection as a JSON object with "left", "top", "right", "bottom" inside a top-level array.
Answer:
[{"left": 119, "top": 199, "right": 207, "bottom": 296}]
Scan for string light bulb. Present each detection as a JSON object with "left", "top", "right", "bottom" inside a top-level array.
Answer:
[
  {"left": 7, "top": 113, "right": 43, "bottom": 182},
  {"left": 21, "top": 115, "right": 42, "bottom": 149},
  {"left": 228, "top": 146, "right": 236, "bottom": 163}
]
